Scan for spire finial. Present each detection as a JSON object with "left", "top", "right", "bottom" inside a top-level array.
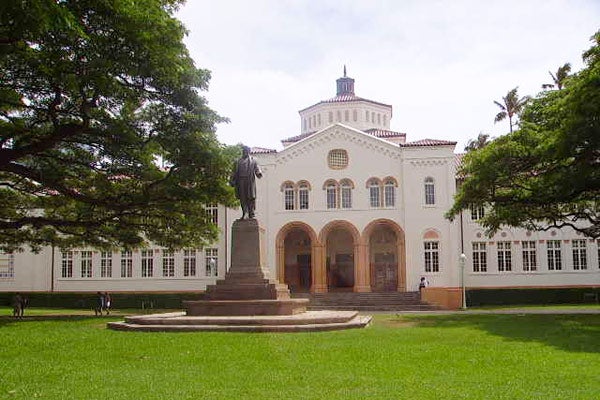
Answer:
[{"left": 343, "top": 65, "right": 347, "bottom": 77}]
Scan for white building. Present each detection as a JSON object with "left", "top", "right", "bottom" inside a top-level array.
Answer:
[{"left": 2, "top": 71, "right": 599, "bottom": 308}]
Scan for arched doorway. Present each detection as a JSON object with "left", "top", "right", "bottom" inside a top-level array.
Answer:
[
  {"left": 369, "top": 225, "right": 398, "bottom": 292},
  {"left": 362, "top": 219, "right": 406, "bottom": 292},
  {"left": 283, "top": 228, "right": 312, "bottom": 293},
  {"left": 325, "top": 227, "right": 356, "bottom": 291},
  {"left": 276, "top": 222, "right": 317, "bottom": 294}
]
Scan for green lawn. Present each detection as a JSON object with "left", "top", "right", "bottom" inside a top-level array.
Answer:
[{"left": 0, "top": 310, "right": 598, "bottom": 399}]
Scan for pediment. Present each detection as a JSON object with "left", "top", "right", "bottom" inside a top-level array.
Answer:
[{"left": 274, "top": 123, "right": 401, "bottom": 165}]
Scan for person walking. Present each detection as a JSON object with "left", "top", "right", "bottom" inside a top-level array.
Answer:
[{"left": 95, "top": 291, "right": 105, "bottom": 316}]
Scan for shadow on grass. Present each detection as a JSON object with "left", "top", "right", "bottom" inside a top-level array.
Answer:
[{"left": 401, "top": 314, "right": 600, "bottom": 354}]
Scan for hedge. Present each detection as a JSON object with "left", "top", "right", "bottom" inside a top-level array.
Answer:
[
  {"left": 0, "top": 292, "right": 205, "bottom": 310},
  {"left": 466, "top": 287, "right": 600, "bottom": 307}
]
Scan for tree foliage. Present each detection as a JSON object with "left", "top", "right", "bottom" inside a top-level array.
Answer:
[
  {"left": 542, "top": 63, "right": 572, "bottom": 90},
  {"left": 493, "top": 87, "right": 530, "bottom": 133},
  {"left": 448, "top": 31, "right": 600, "bottom": 238},
  {"left": 464, "top": 132, "right": 492, "bottom": 152},
  {"left": 0, "top": 0, "right": 237, "bottom": 251}
]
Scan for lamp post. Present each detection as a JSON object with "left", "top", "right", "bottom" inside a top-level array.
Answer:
[{"left": 459, "top": 253, "right": 467, "bottom": 309}]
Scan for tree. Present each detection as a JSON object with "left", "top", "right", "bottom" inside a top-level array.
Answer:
[
  {"left": 0, "top": 0, "right": 237, "bottom": 251},
  {"left": 542, "top": 63, "right": 572, "bottom": 90},
  {"left": 447, "top": 31, "right": 600, "bottom": 239},
  {"left": 493, "top": 87, "right": 530, "bottom": 133},
  {"left": 464, "top": 133, "right": 492, "bottom": 152}
]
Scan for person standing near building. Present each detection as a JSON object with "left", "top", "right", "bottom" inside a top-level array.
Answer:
[
  {"left": 230, "top": 145, "right": 263, "bottom": 219},
  {"left": 12, "top": 292, "right": 24, "bottom": 319},
  {"left": 104, "top": 292, "right": 111, "bottom": 315},
  {"left": 418, "top": 276, "right": 429, "bottom": 292},
  {"left": 95, "top": 291, "right": 105, "bottom": 316}
]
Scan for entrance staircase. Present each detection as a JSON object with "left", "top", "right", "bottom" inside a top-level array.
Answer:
[{"left": 294, "top": 291, "right": 440, "bottom": 312}]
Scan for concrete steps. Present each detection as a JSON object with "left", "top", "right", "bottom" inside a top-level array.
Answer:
[
  {"left": 107, "top": 311, "right": 372, "bottom": 333},
  {"left": 296, "top": 291, "right": 440, "bottom": 311}
]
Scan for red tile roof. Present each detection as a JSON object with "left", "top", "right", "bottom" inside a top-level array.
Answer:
[
  {"left": 363, "top": 128, "right": 406, "bottom": 138},
  {"left": 250, "top": 147, "right": 277, "bottom": 154},
  {"left": 281, "top": 128, "right": 406, "bottom": 144},
  {"left": 401, "top": 139, "right": 457, "bottom": 147},
  {"left": 299, "top": 95, "right": 392, "bottom": 112}
]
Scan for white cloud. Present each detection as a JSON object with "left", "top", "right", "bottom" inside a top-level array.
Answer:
[{"left": 178, "top": 0, "right": 600, "bottom": 151}]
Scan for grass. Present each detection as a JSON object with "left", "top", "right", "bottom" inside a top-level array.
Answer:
[{"left": 0, "top": 309, "right": 599, "bottom": 399}]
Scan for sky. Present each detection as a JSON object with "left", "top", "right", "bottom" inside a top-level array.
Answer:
[{"left": 176, "top": 0, "right": 599, "bottom": 152}]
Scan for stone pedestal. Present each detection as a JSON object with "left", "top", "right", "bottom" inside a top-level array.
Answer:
[{"left": 184, "top": 219, "right": 308, "bottom": 316}]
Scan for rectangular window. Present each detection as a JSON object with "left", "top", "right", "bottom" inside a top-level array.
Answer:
[
  {"left": 472, "top": 242, "right": 487, "bottom": 272},
  {"left": 184, "top": 249, "right": 197, "bottom": 277},
  {"left": 341, "top": 186, "right": 352, "bottom": 208},
  {"left": 547, "top": 240, "right": 562, "bottom": 271},
  {"left": 206, "top": 204, "right": 218, "bottom": 225},
  {"left": 205, "top": 248, "right": 218, "bottom": 277},
  {"left": 284, "top": 187, "right": 295, "bottom": 210},
  {"left": 497, "top": 242, "right": 512, "bottom": 272},
  {"left": 470, "top": 205, "right": 485, "bottom": 220},
  {"left": 81, "top": 251, "right": 93, "bottom": 278},
  {"left": 61, "top": 251, "right": 73, "bottom": 278},
  {"left": 141, "top": 249, "right": 154, "bottom": 278},
  {"left": 522, "top": 241, "right": 537, "bottom": 271},
  {"left": 0, "top": 251, "right": 15, "bottom": 279},
  {"left": 299, "top": 188, "right": 309, "bottom": 210},
  {"left": 326, "top": 187, "right": 337, "bottom": 209},
  {"left": 120, "top": 250, "right": 133, "bottom": 278},
  {"left": 424, "top": 241, "right": 439, "bottom": 272},
  {"left": 384, "top": 185, "right": 395, "bottom": 207},
  {"left": 424, "top": 180, "right": 435, "bottom": 205},
  {"left": 369, "top": 186, "right": 380, "bottom": 208},
  {"left": 162, "top": 250, "right": 175, "bottom": 277},
  {"left": 100, "top": 252, "right": 112, "bottom": 278},
  {"left": 572, "top": 239, "right": 587, "bottom": 270}
]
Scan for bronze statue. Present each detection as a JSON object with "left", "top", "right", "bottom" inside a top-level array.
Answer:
[{"left": 230, "top": 146, "right": 262, "bottom": 219}]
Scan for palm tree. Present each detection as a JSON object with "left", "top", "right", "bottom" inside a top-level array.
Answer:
[
  {"left": 494, "top": 87, "right": 529, "bottom": 133},
  {"left": 542, "top": 63, "right": 571, "bottom": 90},
  {"left": 464, "top": 132, "right": 492, "bottom": 152}
]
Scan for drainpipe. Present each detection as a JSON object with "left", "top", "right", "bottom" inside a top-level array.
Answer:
[{"left": 50, "top": 244, "right": 55, "bottom": 292}]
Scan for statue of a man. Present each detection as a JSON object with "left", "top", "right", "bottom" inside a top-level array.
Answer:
[{"left": 230, "top": 146, "right": 263, "bottom": 219}]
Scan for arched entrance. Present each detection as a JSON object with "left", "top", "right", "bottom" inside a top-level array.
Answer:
[
  {"left": 276, "top": 222, "right": 317, "bottom": 294},
  {"left": 362, "top": 219, "right": 406, "bottom": 292},
  {"left": 369, "top": 225, "right": 398, "bottom": 291},
  {"left": 283, "top": 228, "right": 312, "bottom": 292},
  {"left": 320, "top": 221, "right": 360, "bottom": 292}
]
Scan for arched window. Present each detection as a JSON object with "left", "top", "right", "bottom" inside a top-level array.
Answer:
[
  {"left": 340, "top": 179, "right": 353, "bottom": 209},
  {"left": 317, "top": 113, "right": 321, "bottom": 126},
  {"left": 328, "top": 111, "right": 333, "bottom": 123},
  {"left": 368, "top": 178, "right": 381, "bottom": 208},
  {"left": 384, "top": 178, "right": 396, "bottom": 207},
  {"left": 353, "top": 109, "right": 357, "bottom": 121},
  {"left": 424, "top": 177, "right": 435, "bottom": 205},
  {"left": 298, "top": 182, "right": 310, "bottom": 210},
  {"left": 283, "top": 182, "right": 295, "bottom": 210},
  {"left": 423, "top": 230, "right": 440, "bottom": 273},
  {"left": 325, "top": 180, "right": 338, "bottom": 209},
  {"left": 344, "top": 110, "right": 349, "bottom": 122}
]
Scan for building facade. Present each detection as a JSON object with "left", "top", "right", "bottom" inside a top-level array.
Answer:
[{"left": 1, "top": 72, "right": 599, "bottom": 305}]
